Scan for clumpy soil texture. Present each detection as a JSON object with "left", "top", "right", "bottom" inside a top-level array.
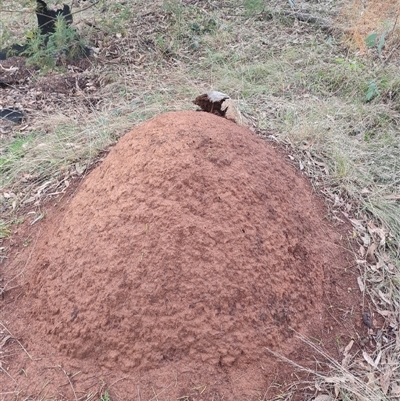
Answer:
[{"left": 2, "top": 111, "right": 363, "bottom": 400}]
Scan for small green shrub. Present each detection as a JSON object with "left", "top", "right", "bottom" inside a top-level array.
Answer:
[
  {"left": 366, "top": 81, "right": 380, "bottom": 101},
  {"left": 100, "top": 390, "right": 111, "bottom": 401},
  {"left": 365, "top": 31, "right": 387, "bottom": 58},
  {"left": 25, "top": 16, "right": 88, "bottom": 70}
]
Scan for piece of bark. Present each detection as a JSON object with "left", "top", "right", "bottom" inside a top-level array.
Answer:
[{"left": 193, "top": 91, "right": 230, "bottom": 117}]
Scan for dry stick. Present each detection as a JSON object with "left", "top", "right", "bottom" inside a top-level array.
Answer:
[
  {"left": 151, "top": 387, "right": 159, "bottom": 401},
  {"left": 37, "top": 379, "right": 53, "bottom": 400},
  {"left": 389, "top": 12, "right": 399, "bottom": 37},
  {"left": 279, "top": 9, "right": 357, "bottom": 36},
  {"left": 60, "top": 366, "right": 78, "bottom": 401},
  {"left": 97, "top": 380, "right": 107, "bottom": 401},
  {"left": 0, "top": 335, "right": 11, "bottom": 349},
  {"left": 70, "top": 371, "right": 82, "bottom": 380},
  {"left": 1, "top": 1, "right": 100, "bottom": 32},
  {"left": 268, "top": 335, "right": 383, "bottom": 401},
  {"left": 80, "top": 379, "right": 99, "bottom": 401},
  {"left": 0, "top": 364, "right": 16, "bottom": 382},
  {"left": 37, "top": 0, "right": 101, "bottom": 24},
  {"left": 2, "top": 227, "right": 41, "bottom": 294},
  {"left": 0, "top": 8, "right": 34, "bottom": 13},
  {"left": 84, "top": 393, "right": 96, "bottom": 401},
  {"left": 148, "top": 383, "right": 173, "bottom": 401},
  {"left": 281, "top": 10, "right": 332, "bottom": 31},
  {"left": 70, "top": 0, "right": 100, "bottom": 17},
  {"left": 383, "top": 40, "right": 400, "bottom": 65},
  {"left": 261, "top": 376, "right": 278, "bottom": 401},
  {"left": 0, "top": 322, "right": 34, "bottom": 360},
  {"left": 106, "top": 376, "right": 129, "bottom": 395}
]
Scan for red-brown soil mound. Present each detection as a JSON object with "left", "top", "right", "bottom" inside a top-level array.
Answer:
[{"left": 2, "top": 111, "right": 362, "bottom": 400}]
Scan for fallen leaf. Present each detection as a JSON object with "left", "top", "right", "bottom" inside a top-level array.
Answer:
[
  {"left": 373, "top": 350, "right": 382, "bottom": 369},
  {"left": 30, "top": 213, "right": 44, "bottom": 225},
  {"left": 341, "top": 354, "right": 352, "bottom": 369},
  {"left": 367, "top": 223, "right": 387, "bottom": 246},
  {"left": 384, "top": 194, "right": 400, "bottom": 200},
  {"left": 362, "top": 350, "right": 375, "bottom": 368},
  {"left": 380, "top": 367, "right": 393, "bottom": 394},
  {"left": 341, "top": 339, "right": 354, "bottom": 368},
  {"left": 378, "top": 290, "right": 392, "bottom": 305},
  {"left": 314, "top": 395, "right": 335, "bottom": 401},
  {"left": 0, "top": 335, "right": 12, "bottom": 349},
  {"left": 362, "top": 233, "right": 371, "bottom": 247},
  {"left": 391, "top": 383, "right": 400, "bottom": 396},
  {"left": 376, "top": 309, "right": 391, "bottom": 317},
  {"left": 36, "top": 180, "right": 52, "bottom": 196},
  {"left": 349, "top": 218, "right": 366, "bottom": 232},
  {"left": 366, "top": 242, "right": 377, "bottom": 263},
  {"left": 376, "top": 258, "right": 385, "bottom": 270},
  {"left": 366, "top": 371, "right": 377, "bottom": 388},
  {"left": 357, "top": 276, "right": 365, "bottom": 293},
  {"left": 75, "top": 163, "right": 86, "bottom": 175},
  {"left": 344, "top": 339, "right": 354, "bottom": 354},
  {"left": 387, "top": 263, "right": 396, "bottom": 273},
  {"left": 325, "top": 376, "right": 346, "bottom": 384},
  {"left": 334, "top": 383, "right": 339, "bottom": 398}
]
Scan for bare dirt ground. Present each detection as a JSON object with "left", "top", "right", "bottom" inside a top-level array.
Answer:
[
  {"left": 1, "top": 111, "right": 369, "bottom": 400},
  {"left": 0, "top": 55, "right": 97, "bottom": 137}
]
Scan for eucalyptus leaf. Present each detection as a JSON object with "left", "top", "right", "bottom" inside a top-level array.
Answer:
[
  {"left": 365, "top": 33, "right": 378, "bottom": 48},
  {"left": 377, "top": 31, "right": 386, "bottom": 57},
  {"left": 366, "top": 81, "right": 379, "bottom": 102}
]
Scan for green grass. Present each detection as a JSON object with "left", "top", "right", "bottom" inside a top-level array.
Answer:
[
  {"left": 100, "top": 390, "right": 111, "bottom": 401},
  {"left": 0, "top": 134, "right": 35, "bottom": 183},
  {"left": 0, "top": 220, "right": 11, "bottom": 239}
]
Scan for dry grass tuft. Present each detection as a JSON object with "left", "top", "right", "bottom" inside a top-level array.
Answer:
[
  {"left": 268, "top": 330, "right": 400, "bottom": 401},
  {"left": 339, "top": 0, "right": 400, "bottom": 54}
]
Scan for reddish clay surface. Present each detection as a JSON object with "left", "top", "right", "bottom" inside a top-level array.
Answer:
[{"left": 1, "top": 111, "right": 364, "bottom": 400}]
